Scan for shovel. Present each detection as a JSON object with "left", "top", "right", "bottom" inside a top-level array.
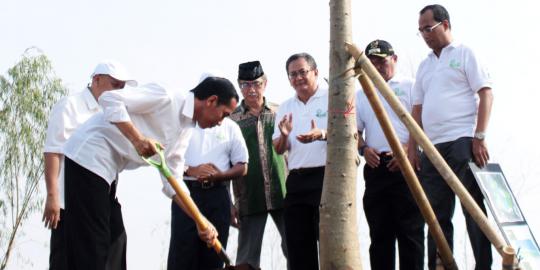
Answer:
[{"left": 142, "top": 144, "right": 232, "bottom": 266}]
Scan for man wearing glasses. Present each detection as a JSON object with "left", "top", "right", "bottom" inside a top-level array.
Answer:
[
  {"left": 408, "top": 4, "right": 494, "bottom": 269},
  {"left": 273, "top": 53, "right": 328, "bottom": 270},
  {"left": 357, "top": 40, "right": 424, "bottom": 270},
  {"left": 230, "top": 61, "right": 289, "bottom": 269},
  {"left": 43, "top": 60, "right": 136, "bottom": 270}
]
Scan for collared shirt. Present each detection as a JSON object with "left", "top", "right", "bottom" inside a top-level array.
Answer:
[
  {"left": 272, "top": 86, "right": 328, "bottom": 170},
  {"left": 44, "top": 88, "right": 100, "bottom": 209},
  {"left": 64, "top": 83, "right": 195, "bottom": 198},
  {"left": 413, "top": 42, "right": 493, "bottom": 144},
  {"left": 230, "top": 99, "right": 287, "bottom": 216},
  {"left": 184, "top": 117, "right": 248, "bottom": 173},
  {"left": 356, "top": 74, "right": 414, "bottom": 152}
]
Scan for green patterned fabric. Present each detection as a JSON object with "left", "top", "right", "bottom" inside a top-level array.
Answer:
[{"left": 230, "top": 99, "right": 287, "bottom": 217}]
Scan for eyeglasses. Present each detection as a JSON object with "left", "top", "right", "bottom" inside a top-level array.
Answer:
[
  {"left": 288, "top": 69, "right": 312, "bottom": 79},
  {"left": 239, "top": 80, "right": 264, "bottom": 90},
  {"left": 417, "top": 21, "right": 442, "bottom": 36}
]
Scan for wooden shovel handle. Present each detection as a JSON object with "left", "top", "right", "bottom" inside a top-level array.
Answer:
[{"left": 166, "top": 174, "right": 231, "bottom": 266}]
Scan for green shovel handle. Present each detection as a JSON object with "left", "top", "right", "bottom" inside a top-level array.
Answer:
[{"left": 141, "top": 143, "right": 173, "bottom": 178}]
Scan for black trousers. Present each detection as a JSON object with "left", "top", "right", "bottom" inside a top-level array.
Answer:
[
  {"left": 363, "top": 153, "right": 424, "bottom": 270},
  {"left": 283, "top": 166, "right": 324, "bottom": 270},
  {"left": 49, "top": 209, "right": 67, "bottom": 270},
  {"left": 420, "top": 137, "right": 492, "bottom": 270},
  {"left": 64, "top": 157, "right": 127, "bottom": 270},
  {"left": 167, "top": 184, "right": 231, "bottom": 270}
]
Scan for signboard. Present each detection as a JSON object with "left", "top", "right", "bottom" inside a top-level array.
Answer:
[{"left": 469, "top": 163, "right": 540, "bottom": 269}]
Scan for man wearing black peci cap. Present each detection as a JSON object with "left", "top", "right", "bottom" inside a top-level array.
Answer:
[
  {"left": 230, "top": 61, "right": 289, "bottom": 269},
  {"left": 357, "top": 40, "right": 424, "bottom": 270},
  {"left": 62, "top": 77, "right": 238, "bottom": 270}
]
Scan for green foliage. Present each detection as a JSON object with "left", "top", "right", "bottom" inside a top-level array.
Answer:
[{"left": 0, "top": 48, "right": 67, "bottom": 269}]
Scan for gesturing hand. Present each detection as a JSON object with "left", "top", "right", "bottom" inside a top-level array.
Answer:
[
  {"left": 278, "top": 113, "right": 293, "bottom": 137},
  {"left": 297, "top": 119, "right": 324, "bottom": 143}
]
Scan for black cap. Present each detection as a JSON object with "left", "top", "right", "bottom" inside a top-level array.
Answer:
[
  {"left": 365, "top": 40, "right": 394, "bottom": 58},
  {"left": 238, "top": 61, "right": 264, "bottom": 81}
]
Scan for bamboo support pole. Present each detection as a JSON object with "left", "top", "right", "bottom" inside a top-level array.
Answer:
[
  {"left": 502, "top": 246, "right": 517, "bottom": 270},
  {"left": 345, "top": 42, "right": 508, "bottom": 259}
]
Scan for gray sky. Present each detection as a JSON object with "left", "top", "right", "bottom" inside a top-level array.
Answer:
[{"left": 2, "top": 0, "right": 540, "bottom": 269}]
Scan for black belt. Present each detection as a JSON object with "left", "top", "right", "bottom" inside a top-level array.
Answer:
[
  {"left": 379, "top": 151, "right": 393, "bottom": 164},
  {"left": 289, "top": 166, "right": 325, "bottom": 175},
  {"left": 184, "top": 180, "right": 227, "bottom": 190}
]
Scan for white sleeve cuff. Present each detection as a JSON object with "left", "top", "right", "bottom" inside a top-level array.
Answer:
[
  {"left": 103, "top": 105, "right": 131, "bottom": 123},
  {"left": 161, "top": 175, "right": 190, "bottom": 198}
]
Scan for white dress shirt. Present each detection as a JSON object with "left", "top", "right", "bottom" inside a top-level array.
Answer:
[
  {"left": 412, "top": 42, "right": 493, "bottom": 144},
  {"left": 356, "top": 74, "right": 414, "bottom": 152},
  {"left": 272, "top": 87, "right": 328, "bottom": 170},
  {"left": 44, "top": 88, "right": 101, "bottom": 209},
  {"left": 64, "top": 83, "right": 195, "bottom": 198},
  {"left": 185, "top": 118, "right": 248, "bottom": 176}
]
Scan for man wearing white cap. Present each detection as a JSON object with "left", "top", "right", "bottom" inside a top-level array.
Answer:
[
  {"left": 43, "top": 60, "right": 136, "bottom": 270},
  {"left": 62, "top": 76, "right": 237, "bottom": 270}
]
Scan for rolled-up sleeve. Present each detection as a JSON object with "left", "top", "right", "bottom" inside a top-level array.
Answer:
[
  {"left": 99, "top": 83, "right": 171, "bottom": 123},
  {"left": 160, "top": 128, "right": 193, "bottom": 198},
  {"left": 229, "top": 121, "right": 249, "bottom": 164}
]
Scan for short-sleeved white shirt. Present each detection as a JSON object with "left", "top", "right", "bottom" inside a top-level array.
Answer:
[
  {"left": 412, "top": 42, "right": 493, "bottom": 144},
  {"left": 272, "top": 87, "right": 328, "bottom": 170},
  {"left": 64, "top": 83, "right": 195, "bottom": 198},
  {"left": 185, "top": 118, "right": 248, "bottom": 173},
  {"left": 356, "top": 74, "right": 414, "bottom": 152},
  {"left": 43, "top": 88, "right": 100, "bottom": 209}
]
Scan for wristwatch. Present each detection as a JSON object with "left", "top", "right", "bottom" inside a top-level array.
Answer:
[{"left": 474, "top": 131, "right": 486, "bottom": 140}]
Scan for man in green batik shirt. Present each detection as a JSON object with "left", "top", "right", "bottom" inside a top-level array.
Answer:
[{"left": 230, "top": 61, "right": 288, "bottom": 269}]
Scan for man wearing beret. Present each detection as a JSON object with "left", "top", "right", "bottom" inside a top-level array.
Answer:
[
  {"left": 357, "top": 40, "right": 424, "bottom": 270},
  {"left": 230, "top": 61, "right": 289, "bottom": 269}
]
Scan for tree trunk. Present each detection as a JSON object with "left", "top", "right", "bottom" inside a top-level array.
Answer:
[{"left": 319, "top": 0, "right": 362, "bottom": 269}]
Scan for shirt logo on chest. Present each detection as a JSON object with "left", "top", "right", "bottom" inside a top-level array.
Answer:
[
  {"left": 449, "top": 59, "right": 461, "bottom": 69},
  {"left": 393, "top": 87, "right": 404, "bottom": 96},
  {"left": 215, "top": 132, "right": 226, "bottom": 141},
  {"left": 315, "top": 109, "right": 327, "bottom": 118}
]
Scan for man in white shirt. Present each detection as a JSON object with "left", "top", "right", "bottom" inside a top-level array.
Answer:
[
  {"left": 63, "top": 76, "right": 238, "bottom": 270},
  {"left": 167, "top": 117, "right": 248, "bottom": 270},
  {"left": 42, "top": 60, "right": 136, "bottom": 270},
  {"left": 357, "top": 40, "right": 424, "bottom": 270},
  {"left": 408, "top": 4, "right": 494, "bottom": 270},
  {"left": 273, "top": 53, "right": 328, "bottom": 270}
]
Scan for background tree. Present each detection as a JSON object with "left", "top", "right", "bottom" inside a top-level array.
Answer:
[
  {"left": 0, "top": 48, "right": 67, "bottom": 269},
  {"left": 319, "top": 0, "right": 363, "bottom": 269}
]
